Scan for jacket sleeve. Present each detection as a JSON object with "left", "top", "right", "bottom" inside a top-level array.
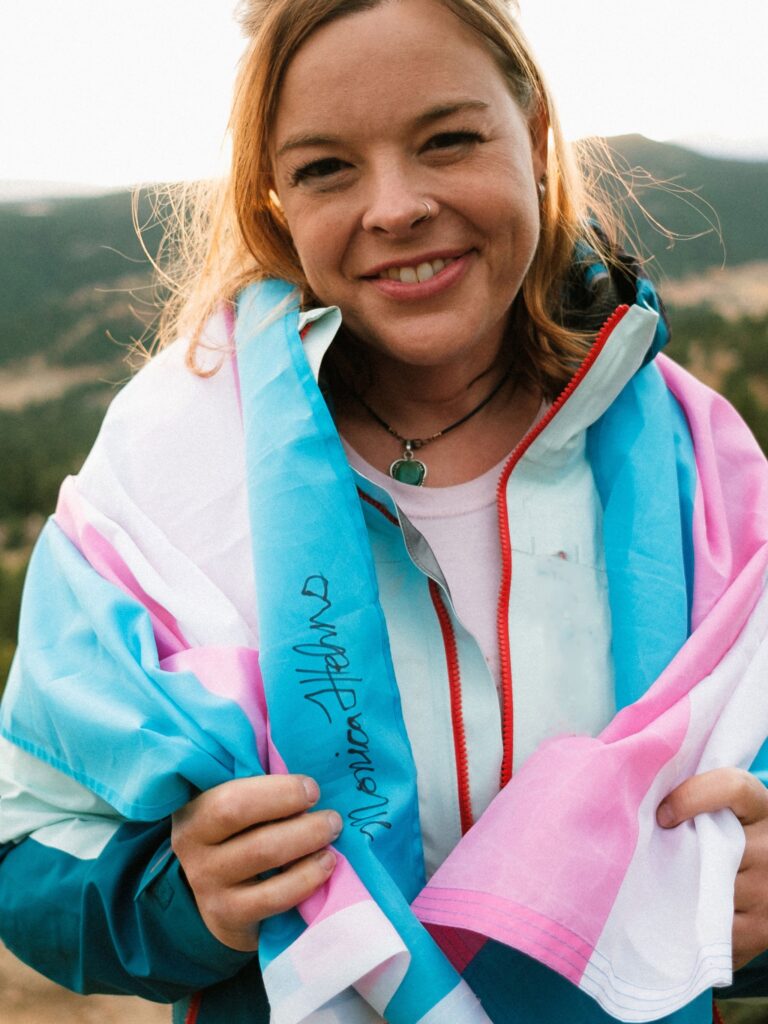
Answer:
[
  {"left": 0, "top": 335, "right": 267, "bottom": 999},
  {"left": 0, "top": 737, "right": 254, "bottom": 1001}
]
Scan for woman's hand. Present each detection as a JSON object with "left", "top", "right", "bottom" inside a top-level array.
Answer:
[
  {"left": 657, "top": 768, "right": 768, "bottom": 969},
  {"left": 171, "top": 775, "right": 342, "bottom": 951}
]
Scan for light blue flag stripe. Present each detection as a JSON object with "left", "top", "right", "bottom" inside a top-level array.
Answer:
[
  {"left": 1, "top": 519, "right": 263, "bottom": 819},
  {"left": 235, "top": 281, "right": 462, "bottom": 1020}
]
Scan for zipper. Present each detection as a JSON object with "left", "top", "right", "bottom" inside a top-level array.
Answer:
[
  {"left": 355, "top": 296, "right": 629, "bottom": 826},
  {"left": 429, "top": 579, "right": 474, "bottom": 835},
  {"left": 495, "top": 304, "right": 631, "bottom": 788},
  {"left": 184, "top": 992, "right": 203, "bottom": 1024},
  {"left": 358, "top": 486, "right": 474, "bottom": 833},
  {"left": 358, "top": 487, "right": 400, "bottom": 527}
]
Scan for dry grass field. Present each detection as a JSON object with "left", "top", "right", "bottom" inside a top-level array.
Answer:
[
  {"left": 0, "top": 943, "right": 168, "bottom": 1024},
  {"left": 663, "top": 260, "right": 768, "bottom": 320}
]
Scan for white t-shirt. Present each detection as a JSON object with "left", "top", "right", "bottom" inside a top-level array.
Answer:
[
  {"left": 342, "top": 391, "right": 616, "bottom": 786},
  {"left": 343, "top": 443, "right": 510, "bottom": 691}
]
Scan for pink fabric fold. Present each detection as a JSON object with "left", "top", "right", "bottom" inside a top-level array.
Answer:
[{"left": 411, "top": 360, "right": 768, "bottom": 1020}]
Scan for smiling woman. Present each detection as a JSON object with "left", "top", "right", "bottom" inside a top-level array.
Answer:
[
  {"left": 270, "top": 0, "right": 547, "bottom": 483},
  {"left": 157, "top": 0, "right": 626, "bottom": 484},
  {"left": 2, "top": 3, "right": 768, "bottom": 1024}
]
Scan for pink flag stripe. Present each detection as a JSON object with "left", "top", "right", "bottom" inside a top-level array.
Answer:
[
  {"left": 160, "top": 647, "right": 269, "bottom": 770},
  {"left": 55, "top": 476, "right": 189, "bottom": 659},
  {"left": 417, "top": 889, "right": 593, "bottom": 985},
  {"left": 658, "top": 355, "right": 768, "bottom": 630}
]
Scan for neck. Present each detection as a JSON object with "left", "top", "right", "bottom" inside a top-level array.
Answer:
[
  {"left": 331, "top": 335, "right": 512, "bottom": 438},
  {"left": 328, "top": 334, "right": 542, "bottom": 487}
]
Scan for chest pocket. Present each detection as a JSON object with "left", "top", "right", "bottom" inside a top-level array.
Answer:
[{"left": 505, "top": 452, "right": 616, "bottom": 770}]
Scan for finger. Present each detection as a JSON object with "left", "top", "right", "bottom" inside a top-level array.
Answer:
[
  {"left": 210, "top": 809, "right": 343, "bottom": 885},
  {"left": 657, "top": 769, "right": 768, "bottom": 828},
  {"left": 737, "top": 823, "right": 768, "bottom": 872},
  {"left": 734, "top": 868, "right": 758, "bottom": 911},
  {"left": 175, "top": 774, "right": 320, "bottom": 845},
  {"left": 733, "top": 860, "right": 768, "bottom": 911},
  {"left": 199, "top": 849, "right": 338, "bottom": 952},
  {"left": 233, "top": 849, "right": 338, "bottom": 931},
  {"left": 732, "top": 910, "right": 768, "bottom": 971}
]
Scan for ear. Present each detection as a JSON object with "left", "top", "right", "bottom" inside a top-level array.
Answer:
[{"left": 529, "top": 102, "right": 549, "bottom": 182}]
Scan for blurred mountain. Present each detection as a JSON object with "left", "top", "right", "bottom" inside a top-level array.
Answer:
[
  {"left": 673, "top": 134, "right": 768, "bottom": 162},
  {"left": 0, "top": 180, "right": 117, "bottom": 203},
  {"left": 601, "top": 134, "right": 768, "bottom": 280},
  {"left": 0, "top": 189, "right": 161, "bottom": 368}
]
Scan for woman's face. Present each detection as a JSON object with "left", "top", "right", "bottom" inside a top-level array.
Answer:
[{"left": 271, "top": 0, "right": 546, "bottom": 374}]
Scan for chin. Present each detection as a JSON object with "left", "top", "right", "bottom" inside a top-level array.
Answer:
[
  {"left": 348, "top": 312, "right": 504, "bottom": 371},
  {"left": 368, "top": 334, "right": 471, "bottom": 369}
]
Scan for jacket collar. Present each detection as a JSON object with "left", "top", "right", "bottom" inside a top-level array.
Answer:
[{"left": 297, "top": 298, "right": 660, "bottom": 471}]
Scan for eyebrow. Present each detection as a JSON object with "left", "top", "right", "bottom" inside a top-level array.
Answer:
[
  {"left": 414, "top": 100, "right": 490, "bottom": 128},
  {"left": 275, "top": 100, "right": 490, "bottom": 158}
]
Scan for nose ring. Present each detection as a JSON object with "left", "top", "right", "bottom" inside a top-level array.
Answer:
[{"left": 418, "top": 200, "right": 433, "bottom": 223}]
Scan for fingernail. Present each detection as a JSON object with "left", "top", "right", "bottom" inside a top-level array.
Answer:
[
  {"left": 327, "top": 811, "right": 343, "bottom": 840},
  {"left": 317, "top": 849, "right": 336, "bottom": 871},
  {"left": 303, "top": 777, "right": 320, "bottom": 805},
  {"left": 657, "top": 802, "right": 675, "bottom": 827}
]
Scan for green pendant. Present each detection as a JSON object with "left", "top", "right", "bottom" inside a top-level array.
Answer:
[{"left": 390, "top": 457, "right": 427, "bottom": 486}]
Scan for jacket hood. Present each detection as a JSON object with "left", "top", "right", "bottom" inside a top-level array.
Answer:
[{"left": 565, "top": 242, "right": 670, "bottom": 364}]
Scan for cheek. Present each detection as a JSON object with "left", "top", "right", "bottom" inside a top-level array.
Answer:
[
  {"left": 464, "top": 166, "right": 539, "bottom": 242},
  {"left": 287, "top": 227, "right": 328, "bottom": 291},
  {"left": 480, "top": 190, "right": 540, "bottom": 271},
  {"left": 284, "top": 208, "right": 347, "bottom": 292}
]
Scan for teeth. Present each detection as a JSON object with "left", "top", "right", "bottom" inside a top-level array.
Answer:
[{"left": 382, "top": 257, "right": 453, "bottom": 284}]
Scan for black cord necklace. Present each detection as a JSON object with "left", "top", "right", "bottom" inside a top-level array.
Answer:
[{"left": 345, "top": 366, "right": 513, "bottom": 486}]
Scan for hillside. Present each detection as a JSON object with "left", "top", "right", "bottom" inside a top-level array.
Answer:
[
  {"left": 663, "top": 261, "right": 768, "bottom": 321},
  {"left": 0, "top": 190, "right": 160, "bottom": 368},
  {"left": 602, "top": 135, "right": 768, "bottom": 280}
]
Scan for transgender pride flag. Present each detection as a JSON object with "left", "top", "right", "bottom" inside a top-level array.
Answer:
[{"left": 3, "top": 279, "right": 768, "bottom": 1022}]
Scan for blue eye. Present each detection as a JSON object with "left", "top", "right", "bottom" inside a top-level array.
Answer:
[{"left": 290, "top": 157, "right": 349, "bottom": 185}]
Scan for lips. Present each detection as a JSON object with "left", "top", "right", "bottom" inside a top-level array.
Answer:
[{"left": 361, "top": 250, "right": 470, "bottom": 284}]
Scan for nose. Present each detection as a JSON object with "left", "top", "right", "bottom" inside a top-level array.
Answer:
[{"left": 360, "top": 159, "right": 433, "bottom": 235}]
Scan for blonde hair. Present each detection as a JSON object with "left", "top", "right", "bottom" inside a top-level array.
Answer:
[{"left": 145, "top": 0, "right": 626, "bottom": 395}]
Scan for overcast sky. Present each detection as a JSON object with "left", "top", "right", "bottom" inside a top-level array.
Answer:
[{"left": 2, "top": 0, "right": 766, "bottom": 188}]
